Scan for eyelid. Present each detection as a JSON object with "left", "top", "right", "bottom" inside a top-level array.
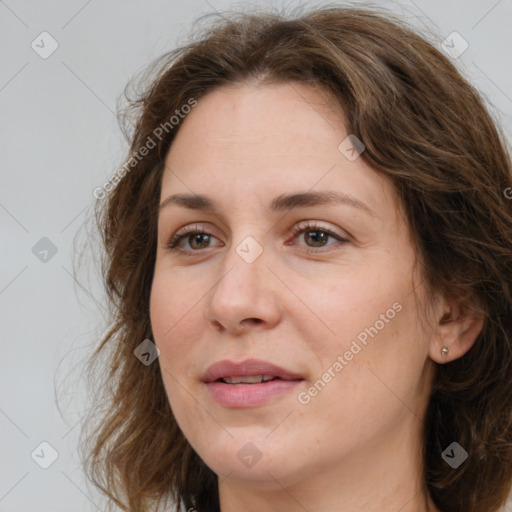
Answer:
[
  {"left": 165, "top": 220, "right": 349, "bottom": 254},
  {"left": 290, "top": 220, "right": 348, "bottom": 240},
  {"left": 167, "top": 223, "right": 221, "bottom": 248}
]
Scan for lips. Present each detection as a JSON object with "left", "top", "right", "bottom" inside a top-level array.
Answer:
[
  {"left": 202, "top": 358, "right": 305, "bottom": 408},
  {"left": 201, "top": 358, "right": 304, "bottom": 384}
]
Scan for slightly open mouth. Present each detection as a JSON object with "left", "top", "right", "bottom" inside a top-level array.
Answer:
[
  {"left": 217, "top": 377, "right": 284, "bottom": 385},
  {"left": 205, "top": 376, "right": 304, "bottom": 407}
]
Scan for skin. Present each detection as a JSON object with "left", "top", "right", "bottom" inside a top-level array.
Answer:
[{"left": 149, "top": 82, "right": 483, "bottom": 512}]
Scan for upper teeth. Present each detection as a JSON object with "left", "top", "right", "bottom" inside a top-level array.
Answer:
[{"left": 222, "top": 375, "right": 275, "bottom": 384}]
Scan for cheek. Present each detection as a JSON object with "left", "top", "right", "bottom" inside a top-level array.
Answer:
[
  {"left": 307, "top": 266, "right": 427, "bottom": 403},
  {"left": 149, "top": 270, "right": 208, "bottom": 402},
  {"left": 149, "top": 272, "right": 203, "bottom": 428},
  {"left": 150, "top": 268, "right": 204, "bottom": 342},
  {"left": 314, "top": 268, "right": 398, "bottom": 346},
  {"left": 297, "top": 305, "right": 427, "bottom": 453}
]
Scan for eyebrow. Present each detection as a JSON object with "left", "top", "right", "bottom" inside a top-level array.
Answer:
[{"left": 158, "top": 191, "right": 376, "bottom": 217}]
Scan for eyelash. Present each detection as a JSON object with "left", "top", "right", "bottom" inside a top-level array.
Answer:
[{"left": 166, "top": 222, "right": 348, "bottom": 256}]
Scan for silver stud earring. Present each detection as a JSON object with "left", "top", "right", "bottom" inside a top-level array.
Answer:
[{"left": 441, "top": 347, "right": 449, "bottom": 356}]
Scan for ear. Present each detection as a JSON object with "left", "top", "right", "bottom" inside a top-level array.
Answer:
[{"left": 429, "top": 298, "right": 484, "bottom": 364}]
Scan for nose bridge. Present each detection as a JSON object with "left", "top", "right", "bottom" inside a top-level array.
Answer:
[
  {"left": 214, "top": 233, "right": 267, "bottom": 303},
  {"left": 205, "top": 230, "right": 281, "bottom": 331},
  {"left": 218, "top": 213, "right": 269, "bottom": 284}
]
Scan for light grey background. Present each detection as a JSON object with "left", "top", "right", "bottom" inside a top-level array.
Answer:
[{"left": 1, "top": 1, "right": 511, "bottom": 511}]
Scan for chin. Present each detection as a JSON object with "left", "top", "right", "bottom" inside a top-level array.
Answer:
[{"left": 199, "top": 440, "right": 312, "bottom": 489}]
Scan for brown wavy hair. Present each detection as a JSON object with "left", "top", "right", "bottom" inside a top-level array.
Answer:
[{"left": 79, "top": 4, "right": 512, "bottom": 512}]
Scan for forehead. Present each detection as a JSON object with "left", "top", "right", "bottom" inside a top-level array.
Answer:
[
  {"left": 173, "top": 82, "right": 345, "bottom": 142},
  {"left": 166, "top": 82, "right": 345, "bottom": 164},
  {"left": 160, "top": 82, "right": 396, "bottom": 219}
]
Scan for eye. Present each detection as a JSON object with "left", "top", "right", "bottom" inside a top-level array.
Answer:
[
  {"left": 165, "top": 221, "right": 348, "bottom": 256},
  {"left": 288, "top": 221, "right": 348, "bottom": 252},
  {"left": 166, "top": 224, "right": 222, "bottom": 254}
]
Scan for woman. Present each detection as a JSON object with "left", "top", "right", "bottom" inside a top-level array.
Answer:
[{"left": 81, "top": 5, "right": 512, "bottom": 512}]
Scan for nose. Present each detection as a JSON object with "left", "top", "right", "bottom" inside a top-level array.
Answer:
[{"left": 204, "top": 240, "right": 283, "bottom": 335}]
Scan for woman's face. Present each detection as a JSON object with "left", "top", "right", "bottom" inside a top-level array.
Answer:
[{"left": 150, "top": 82, "right": 437, "bottom": 489}]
